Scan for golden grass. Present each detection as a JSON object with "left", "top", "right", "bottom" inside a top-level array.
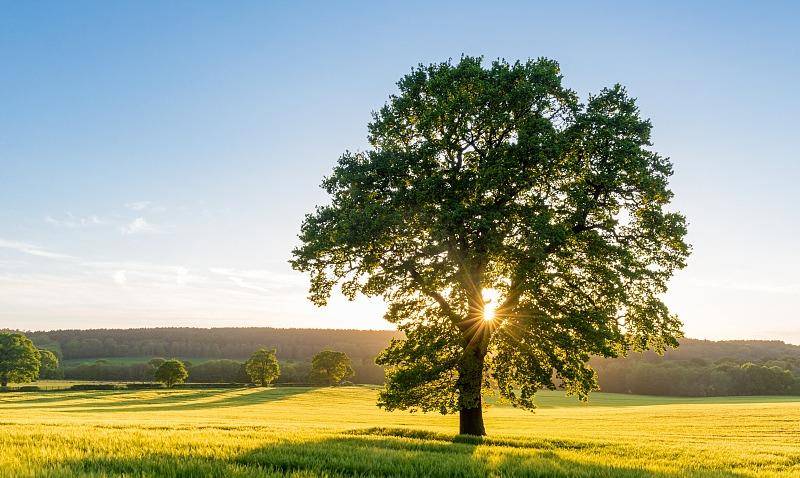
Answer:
[{"left": 0, "top": 386, "right": 798, "bottom": 477}]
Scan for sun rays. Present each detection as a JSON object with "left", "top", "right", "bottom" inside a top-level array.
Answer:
[{"left": 482, "top": 288, "right": 498, "bottom": 322}]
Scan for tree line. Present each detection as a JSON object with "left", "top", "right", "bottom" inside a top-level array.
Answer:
[
  {"left": 24, "top": 327, "right": 398, "bottom": 362},
  {"left": 57, "top": 356, "right": 379, "bottom": 384},
  {"left": 592, "top": 356, "right": 800, "bottom": 396},
  {"left": 22, "top": 327, "right": 390, "bottom": 383},
  {"left": 1, "top": 331, "right": 357, "bottom": 388},
  {"left": 7, "top": 327, "right": 800, "bottom": 396}
]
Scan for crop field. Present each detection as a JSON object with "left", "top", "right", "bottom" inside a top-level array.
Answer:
[{"left": 0, "top": 386, "right": 798, "bottom": 477}]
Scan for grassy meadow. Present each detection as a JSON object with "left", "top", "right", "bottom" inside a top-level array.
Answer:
[{"left": 0, "top": 386, "right": 798, "bottom": 477}]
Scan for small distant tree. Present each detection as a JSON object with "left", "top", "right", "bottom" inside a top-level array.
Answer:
[
  {"left": 38, "top": 349, "right": 60, "bottom": 379},
  {"left": 0, "top": 333, "right": 41, "bottom": 387},
  {"left": 309, "top": 350, "right": 354, "bottom": 386},
  {"left": 154, "top": 359, "right": 188, "bottom": 388},
  {"left": 245, "top": 349, "right": 281, "bottom": 386},
  {"left": 147, "top": 357, "right": 166, "bottom": 379},
  {"left": 148, "top": 357, "right": 166, "bottom": 369}
]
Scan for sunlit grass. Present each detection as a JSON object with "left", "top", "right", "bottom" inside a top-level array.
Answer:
[{"left": 0, "top": 386, "right": 798, "bottom": 477}]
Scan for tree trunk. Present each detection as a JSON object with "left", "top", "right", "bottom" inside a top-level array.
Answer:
[
  {"left": 1, "top": 375, "right": 7, "bottom": 387},
  {"left": 459, "top": 404, "right": 486, "bottom": 436},
  {"left": 456, "top": 281, "right": 490, "bottom": 436},
  {"left": 457, "top": 346, "right": 487, "bottom": 436}
]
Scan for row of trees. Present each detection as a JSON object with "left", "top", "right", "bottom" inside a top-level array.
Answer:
[
  {"left": 1, "top": 332, "right": 355, "bottom": 388},
  {"left": 25, "top": 327, "right": 397, "bottom": 362},
  {"left": 59, "top": 353, "right": 363, "bottom": 385},
  {"left": 7, "top": 330, "right": 800, "bottom": 397},
  {"left": 150, "top": 349, "right": 354, "bottom": 388},
  {"left": 593, "top": 358, "right": 800, "bottom": 396}
]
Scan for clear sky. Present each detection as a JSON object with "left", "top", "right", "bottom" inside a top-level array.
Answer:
[{"left": 1, "top": 1, "right": 798, "bottom": 343}]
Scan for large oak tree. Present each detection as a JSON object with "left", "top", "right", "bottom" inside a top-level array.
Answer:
[{"left": 292, "top": 57, "right": 689, "bottom": 435}]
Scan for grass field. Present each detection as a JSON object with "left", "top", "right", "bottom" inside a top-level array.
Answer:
[{"left": 0, "top": 387, "right": 798, "bottom": 477}]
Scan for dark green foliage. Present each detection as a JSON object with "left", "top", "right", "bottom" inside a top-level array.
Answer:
[
  {"left": 277, "top": 361, "right": 313, "bottom": 384},
  {"left": 24, "top": 328, "right": 393, "bottom": 384},
  {"left": 309, "top": 350, "right": 355, "bottom": 386},
  {"left": 125, "top": 383, "right": 165, "bottom": 390},
  {"left": 172, "top": 383, "right": 245, "bottom": 389},
  {"left": 26, "top": 328, "right": 397, "bottom": 361},
  {"left": 64, "top": 361, "right": 155, "bottom": 381},
  {"left": 0, "top": 333, "right": 41, "bottom": 386},
  {"left": 291, "top": 56, "right": 689, "bottom": 434},
  {"left": 38, "top": 349, "right": 60, "bottom": 379},
  {"left": 154, "top": 360, "right": 188, "bottom": 388},
  {"left": 70, "top": 384, "right": 125, "bottom": 391},
  {"left": 595, "top": 356, "right": 800, "bottom": 396},
  {"left": 188, "top": 359, "right": 249, "bottom": 383},
  {"left": 147, "top": 357, "right": 166, "bottom": 369},
  {"left": 245, "top": 349, "right": 281, "bottom": 386},
  {"left": 16, "top": 385, "right": 41, "bottom": 392}
]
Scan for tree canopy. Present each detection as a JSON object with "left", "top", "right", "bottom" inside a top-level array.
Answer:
[
  {"left": 0, "top": 333, "right": 41, "bottom": 387},
  {"left": 309, "top": 350, "right": 355, "bottom": 386},
  {"left": 153, "top": 359, "right": 188, "bottom": 388},
  {"left": 297, "top": 56, "right": 688, "bottom": 435},
  {"left": 245, "top": 348, "right": 281, "bottom": 386},
  {"left": 38, "top": 349, "right": 60, "bottom": 379}
]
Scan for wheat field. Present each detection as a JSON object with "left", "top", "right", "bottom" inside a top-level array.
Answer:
[{"left": 0, "top": 386, "right": 798, "bottom": 477}]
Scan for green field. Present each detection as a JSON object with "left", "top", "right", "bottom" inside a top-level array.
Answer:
[{"left": 0, "top": 387, "right": 798, "bottom": 477}]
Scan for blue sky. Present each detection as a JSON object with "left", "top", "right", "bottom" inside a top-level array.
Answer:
[{"left": 1, "top": 1, "right": 798, "bottom": 342}]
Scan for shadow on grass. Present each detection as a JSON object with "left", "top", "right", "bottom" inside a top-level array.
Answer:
[
  {"left": 55, "top": 387, "right": 314, "bottom": 413},
  {"left": 3, "top": 390, "right": 220, "bottom": 409},
  {"left": 31, "top": 428, "right": 747, "bottom": 478}
]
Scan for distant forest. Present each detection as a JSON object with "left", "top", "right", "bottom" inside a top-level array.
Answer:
[
  {"left": 18, "top": 328, "right": 800, "bottom": 396},
  {"left": 26, "top": 327, "right": 399, "bottom": 385}
]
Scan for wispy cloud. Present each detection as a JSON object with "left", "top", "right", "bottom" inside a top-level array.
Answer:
[
  {"left": 119, "top": 217, "right": 160, "bottom": 235},
  {"left": 125, "top": 201, "right": 152, "bottom": 211},
  {"left": 45, "top": 214, "right": 104, "bottom": 228},
  {"left": 208, "top": 267, "right": 304, "bottom": 294},
  {"left": 125, "top": 201, "right": 165, "bottom": 213},
  {"left": 112, "top": 270, "right": 127, "bottom": 285},
  {"left": 688, "top": 278, "right": 800, "bottom": 294},
  {"left": 0, "top": 238, "right": 73, "bottom": 260},
  {"left": 85, "top": 261, "right": 197, "bottom": 287}
]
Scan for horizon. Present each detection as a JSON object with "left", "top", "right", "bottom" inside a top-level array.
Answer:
[
  {"left": 12, "top": 325, "right": 800, "bottom": 347},
  {"left": 2, "top": 2, "right": 799, "bottom": 344}
]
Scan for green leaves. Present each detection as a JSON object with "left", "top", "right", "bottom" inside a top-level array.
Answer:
[
  {"left": 309, "top": 350, "right": 355, "bottom": 386},
  {"left": 245, "top": 348, "right": 280, "bottom": 387},
  {"left": 153, "top": 359, "right": 188, "bottom": 388},
  {"left": 292, "top": 56, "right": 690, "bottom": 421},
  {"left": 0, "top": 333, "right": 41, "bottom": 386}
]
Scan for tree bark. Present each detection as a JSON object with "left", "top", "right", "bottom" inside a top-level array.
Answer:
[
  {"left": 457, "top": 346, "right": 487, "bottom": 436},
  {"left": 459, "top": 403, "right": 486, "bottom": 436}
]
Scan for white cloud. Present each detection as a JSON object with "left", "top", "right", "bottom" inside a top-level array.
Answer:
[
  {"left": 208, "top": 267, "right": 303, "bottom": 284},
  {"left": 0, "top": 238, "right": 73, "bottom": 260},
  {"left": 112, "top": 270, "right": 127, "bottom": 285},
  {"left": 125, "top": 201, "right": 152, "bottom": 211},
  {"left": 175, "top": 267, "right": 190, "bottom": 286},
  {"left": 45, "top": 214, "right": 103, "bottom": 228},
  {"left": 125, "top": 201, "right": 165, "bottom": 213},
  {"left": 85, "top": 261, "right": 198, "bottom": 288},
  {"left": 119, "top": 217, "right": 159, "bottom": 235},
  {"left": 208, "top": 267, "right": 305, "bottom": 294}
]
